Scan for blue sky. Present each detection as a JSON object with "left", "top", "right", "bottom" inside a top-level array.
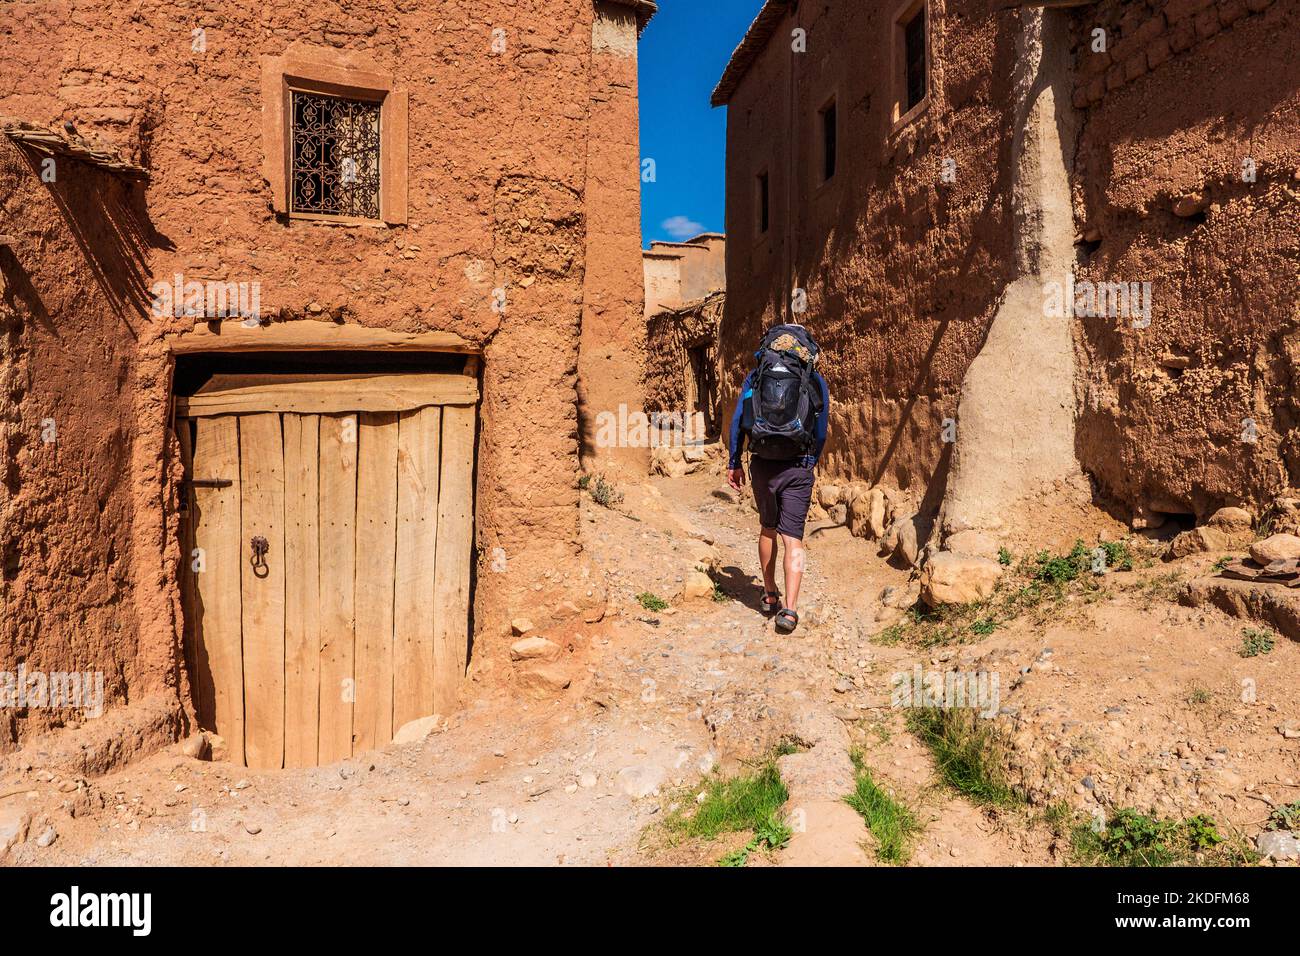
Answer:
[{"left": 638, "top": 0, "right": 760, "bottom": 247}]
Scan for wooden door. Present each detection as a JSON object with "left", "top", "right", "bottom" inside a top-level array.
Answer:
[{"left": 178, "top": 368, "right": 478, "bottom": 768}]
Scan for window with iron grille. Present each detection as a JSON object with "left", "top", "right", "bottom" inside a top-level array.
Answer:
[
  {"left": 290, "top": 91, "right": 382, "bottom": 220},
  {"left": 903, "top": 5, "right": 927, "bottom": 113},
  {"left": 820, "top": 100, "right": 837, "bottom": 182}
]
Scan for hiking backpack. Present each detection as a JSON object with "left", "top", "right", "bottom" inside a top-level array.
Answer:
[{"left": 742, "top": 324, "right": 823, "bottom": 460}]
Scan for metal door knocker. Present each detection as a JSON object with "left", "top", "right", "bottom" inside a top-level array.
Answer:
[{"left": 250, "top": 535, "right": 270, "bottom": 578}]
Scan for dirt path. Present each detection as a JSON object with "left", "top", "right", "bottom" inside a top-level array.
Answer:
[{"left": 10, "top": 468, "right": 1292, "bottom": 867}]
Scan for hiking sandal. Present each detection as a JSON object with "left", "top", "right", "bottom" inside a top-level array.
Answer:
[
  {"left": 760, "top": 590, "right": 782, "bottom": 616},
  {"left": 774, "top": 609, "right": 799, "bottom": 634}
]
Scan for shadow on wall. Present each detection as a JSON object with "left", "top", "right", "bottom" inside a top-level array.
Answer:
[
  {"left": 717, "top": 8, "right": 1022, "bottom": 515},
  {"left": 15, "top": 147, "right": 168, "bottom": 334}
]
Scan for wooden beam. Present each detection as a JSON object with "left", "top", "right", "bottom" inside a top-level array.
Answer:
[
  {"left": 176, "top": 372, "right": 479, "bottom": 416},
  {"left": 167, "top": 320, "right": 477, "bottom": 355}
]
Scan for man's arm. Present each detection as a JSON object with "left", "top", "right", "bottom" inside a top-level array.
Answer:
[
  {"left": 727, "top": 372, "right": 752, "bottom": 471},
  {"left": 810, "top": 372, "right": 830, "bottom": 463}
]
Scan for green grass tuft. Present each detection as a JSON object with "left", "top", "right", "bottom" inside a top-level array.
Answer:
[
  {"left": 672, "top": 761, "right": 788, "bottom": 841},
  {"left": 845, "top": 753, "right": 922, "bottom": 864},
  {"left": 907, "top": 708, "right": 1019, "bottom": 807},
  {"left": 585, "top": 473, "right": 623, "bottom": 508}
]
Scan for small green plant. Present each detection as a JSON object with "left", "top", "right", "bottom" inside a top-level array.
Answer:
[
  {"left": 1098, "top": 539, "right": 1134, "bottom": 572},
  {"left": 577, "top": 474, "right": 591, "bottom": 491},
  {"left": 1239, "top": 627, "right": 1276, "bottom": 658},
  {"left": 1264, "top": 801, "right": 1300, "bottom": 832},
  {"left": 971, "top": 617, "right": 997, "bottom": 636},
  {"left": 1183, "top": 815, "right": 1224, "bottom": 852},
  {"left": 718, "top": 815, "right": 792, "bottom": 867},
  {"left": 907, "top": 708, "right": 1018, "bottom": 807},
  {"left": 636, "top": 592, "right": 669, "bottom": 612},
  {"left": 1097, "top": 809, "right": 1179, "bottom": 866},
  {"left": 1185, "top": 686, "right": 1212, "bottom": 706},
  {"left": 711, "top": 584, "right": 729, "bottom": 603},
  {"left": 587, "top": 473, "right": 623, "bottom": 508},
  {"left": 1072, "top": 809, "right": 1235, "bottom": 866},
  {"left": 845, "top": 753, "right": 922, "bottom": 864},
  {"left": 1032, "top": 539, "right": 1133, "bottom": 582},
  {"left": 1033, "top": 540, "right": 1092, "bottom": 584},
  {"left": 1041, "top": 800, "right": 1076, "bottom": 840},
  {"left": 997, "top": 546, "right": 1013, "bottom": 566},
  {"left": 1212, "top": 555, "right": 1232, "bottom": 573}
]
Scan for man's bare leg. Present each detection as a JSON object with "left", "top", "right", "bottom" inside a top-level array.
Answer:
[
  {"left": 759, "top": 527, "right": 779, "bottom": 598},
  {"left": 781, "top": 533, "right": 805, "bottom": 612}
]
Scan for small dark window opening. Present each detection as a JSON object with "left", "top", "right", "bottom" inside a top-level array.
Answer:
[
  {"left": 757, "top": 171, "right": 770, "bottom": 233},
  {"left": 820, "top": 101, "right": 837, "bottom": 182},
  {"left": 291, "top": 90, "right": 382, "bottom": 219},
  {"left": 904, "top": 6, "right": 928, "bottom": 113}
]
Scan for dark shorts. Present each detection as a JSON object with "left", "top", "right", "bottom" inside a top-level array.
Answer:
[{"left": 750, "top": 457, "right": 815, "bottom": 540}]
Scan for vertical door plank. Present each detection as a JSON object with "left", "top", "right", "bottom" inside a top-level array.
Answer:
[
  {"left": 176, "top": 419, "right": 209, "bottom": 727},
  {"left": 353, "top": 412, "right": 399, "bottom": 752},
  {"left": 239, "top": 412, "right": 286, "bottom": 770},
  {"left": 432, "top": 404, "right": 476, "bottom": 716},
  {"left": 393, "top": 406, "right": 441, "bottom": 729},
  {"left": 283, "top": 414, "right": 321, "bottom": 768},
  {"left": 318, "top": 414, "right": 358, "bottom": 763},
  {"left": 190, "top": 417, "right": 242, "bottom": 758}
]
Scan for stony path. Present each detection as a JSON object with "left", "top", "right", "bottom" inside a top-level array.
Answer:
[{"left": 10, "top": 470, "right": 1049, "bottom": 867}]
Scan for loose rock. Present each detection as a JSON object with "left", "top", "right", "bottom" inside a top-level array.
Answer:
[
  {"left": 1250, "top": 534, "right": 1300, "bottom": 565},
  {"left": 920, "top": 552, "right": 1003, "bottom": 606}
]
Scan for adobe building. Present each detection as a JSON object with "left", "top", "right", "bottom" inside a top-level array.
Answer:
[
  {"left": 712, "top": 0, "right": 1298, "bottom": 556},
  {"left": 642, "top": 233, "right": 726, "bottom": 443},
  {"left": 0, "top": 0, "right": 656, "bottom": 768}
]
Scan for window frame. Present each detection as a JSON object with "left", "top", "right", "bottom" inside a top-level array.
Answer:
[
  {"left": 890, "top": 0, "right": 931, "bottom": 134},
  {"left": 262, "top": 50, "right": 408, "bottom": 226}
]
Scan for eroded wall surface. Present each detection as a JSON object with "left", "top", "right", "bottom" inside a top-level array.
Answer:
[
  {"left": 644, "top": 292, "right": 724, "bottom": 424},
  {"left": 578, "top": 1, "right": 649, "bottom": 475},
  {"left": 0, "top": 144, "right": 146, "bottom": 751},
  {"left": 718, "top": 0, "right": 1018, "bottom": 508},
  {"left": 0, "top": 0, "right": 644, "bottom": 740},
  {"left": 1070, "top": 0, "right": 1300, "bottom": 521},
  {"left": 719, "top": 0, "right": 1299, "bottom": 529}
]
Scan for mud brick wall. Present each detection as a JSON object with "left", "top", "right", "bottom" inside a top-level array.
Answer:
[
  {"left": 578, "top": 1, "right": 650, "bottom": 475},
  {"left": 0, "top": 144, "right": 146, "bottom": 752},
  {"left": 1069, "top": 0, "right": 1300, "bottom": 520},
  {"left": 0, "top": 0, "right": 648, "bottom": 737},
  {"left": 718, "top": 0, "right": 1019, "bottom": 508},
  {"left": 1071, "top": 0, "right": 1280, "bottom": 108},
  {"left": 644, "top": 293, "right": 724, "bottom": 425}
]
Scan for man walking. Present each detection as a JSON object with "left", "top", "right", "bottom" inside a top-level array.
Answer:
[{"left": 725, "top": 324, "right": 829, "bottom": 634}]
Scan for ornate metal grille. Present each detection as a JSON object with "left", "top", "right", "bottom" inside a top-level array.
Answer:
[{"left": 290, "top": 91, "right": 382, "bottom": 219}]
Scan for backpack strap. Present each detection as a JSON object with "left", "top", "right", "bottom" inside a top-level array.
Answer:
[{"left": 749, "top": 358, "right": 767, "bottom": 425}]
